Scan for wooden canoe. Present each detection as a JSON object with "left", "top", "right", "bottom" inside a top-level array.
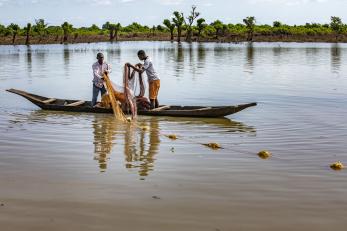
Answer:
[{"left": 6, "top": 88, "right": 257, "bottom": 118}]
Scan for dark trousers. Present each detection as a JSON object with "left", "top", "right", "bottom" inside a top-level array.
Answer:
[{"left": 92, "top": 84, "right": 106, "bottom": 106}]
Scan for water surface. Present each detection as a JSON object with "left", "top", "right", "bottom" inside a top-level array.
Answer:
[{"left": 0, "top": 42, "right": 347, "bottom": 231}]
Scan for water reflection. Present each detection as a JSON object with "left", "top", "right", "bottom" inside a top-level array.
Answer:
[
  {"left": 124, "top": 118, "right": 160, "bottom": 178},
  {"left": 92, "top": 116, "right": 160, "bottom": 177},
  {"left": 331, "top": 44, "right": 341, "bottom": 73},
  {"left": 93, "top": 116, "right": 118, "bottom": 172},
  {"left": 175, "top": 43, "right": 184, "bottom": 78},
  {"left": 245, "top": 43, "right": 254, "bottom": 73},
  {"left": 197, "top": 43, "right": 206, "bottom": 70},
  {"left": 63, "top": 45, "right": 70, "bottom": 77},
  {"left": 26, "top": 46, "right": 32, "bottom": 74}
]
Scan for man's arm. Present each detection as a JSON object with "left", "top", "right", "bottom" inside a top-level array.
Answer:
[
  {"left": 126, "top": 63, "right": 144, "bottom": 73},
  {"left": 105, "top": 63, "right": 112, "bottom": 74}
]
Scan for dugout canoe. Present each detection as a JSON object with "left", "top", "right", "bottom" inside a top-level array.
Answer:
[{"left": 6, "top": 88, "right": 257, "bottom": 118}]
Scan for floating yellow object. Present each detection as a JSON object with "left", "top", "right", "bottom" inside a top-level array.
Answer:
[
  {"left": 126, "top": 117, "right": 132, "bottom": 122},
  {"left": 140, "top": 126, "right": 150, "bottom": 131},
  {"left": 330, "top": 161, "right": 344, "bottom": 170},
  {"left": 166, "top": 134, "right": 177, "bottom": 140},
  {"left": 258, "top": 150, "right": 271, "bottom": 159},
  {"left": 204, "top": 143, "right": 221, "bottom": 149}
]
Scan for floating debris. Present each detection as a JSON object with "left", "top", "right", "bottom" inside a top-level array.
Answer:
[
  {"left": 166, "top": 134, "right": 177, "bottom": 140},
  {"left": 152, "top": 196, "right": 161, "bottom": 199},
  {"left": 204, "top": 143, "right": 221, "bottom": 150},
  {"left": 140, "top": 126, "right": 150, "bottom": 131},
  {"left": 258, "top": 150, "right": 272, "bottom": 159},
  {"left": 126, "top": 117, "right": 132, "bottom": 122},
  {"left": 170, "top": 147, "right": 175, "bottom": 153},
  {"left": 330, "top": 161, "right": 344, "bottom": 170}
]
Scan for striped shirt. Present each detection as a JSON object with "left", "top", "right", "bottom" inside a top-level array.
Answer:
[{"left": 92, "top": 61, "right": 111, "bottom": 88}]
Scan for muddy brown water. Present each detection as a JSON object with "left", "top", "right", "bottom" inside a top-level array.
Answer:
[{"left": 0, "top": 42, "right": 347, "bottom": 230}]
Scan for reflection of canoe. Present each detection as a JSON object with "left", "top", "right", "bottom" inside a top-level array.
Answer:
[{"left": 6, "top": 88, "right": 257, "bottom": 118}]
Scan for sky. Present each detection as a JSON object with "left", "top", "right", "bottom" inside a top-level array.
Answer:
[{"left": 0, "top": 0, "right": 346, "bottom": 27}]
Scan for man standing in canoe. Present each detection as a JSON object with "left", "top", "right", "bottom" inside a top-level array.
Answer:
[
  {"left": 126, "top": 50, "right": 160, "bottom": 109},
  {"left": 92, "top": 52, "right": 111, "bottom": 107}
]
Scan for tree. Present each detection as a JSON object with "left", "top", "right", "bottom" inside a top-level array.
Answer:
[
  {"left": 211, "top": 20, "right": 224, "bottom": 39},
  {"left": 273, "top": 21, "right": 282, "bottom": 27},
  {"left": 61, "top": 22, "right": 73, "bottom": 43},
  {"left": 33, "top": 19, "right": 48, "bottom": 41},
  {"left": 113, "top": 23, "right": 121, "bottom": 41},
  {"left": 172, "top": 11, "right": 185, "bottom": 42},
  {"left": 185, "top": 5, "right": 200, "bottom": 42},
  {"left": 24, "top": 23, "right": 32, "bottom": 45},
  {"left": 0, "top": 24, "right": 6, "bottom": 36},
  {"left": 330, "top": 16, "right": 344, "bottom": 41},
  {"left": 243, "top": 16, "right": 256, "bottom": 41},
  {"left": 163, "top": 19, "right": 175, "bottom": 41},
  {"left": 196, "top": 18, "right": 207, "bottom": 40},
  {"left": 7, "top": 23, "right": 20, "bottom": 44},
  {"left": 103, "top": 22, "right": 121, "bottom": 41}
]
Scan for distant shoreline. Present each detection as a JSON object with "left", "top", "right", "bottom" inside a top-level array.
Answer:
[{"left": 1, "top": 34, "right": 347, "bottom": 45}]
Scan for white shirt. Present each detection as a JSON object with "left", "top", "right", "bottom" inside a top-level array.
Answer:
[
  {"left": 143, "top": 57, "right": 159, "bottom": 81},
  {"left": 92, "top": 61, "right": 111, "bottom": 88}
]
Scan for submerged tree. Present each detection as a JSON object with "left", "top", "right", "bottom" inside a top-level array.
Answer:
[
  {"left": 113, "top": 23, "right": 121, "bottom": 41},
  {"left": 243, "top": 16, "right": 256, "bottom": 41},
  {"left": 163, "top": 19, "right": 175, "bottom": 41},
  {"left": 330, "top": 16, "right": 344, "bottom": 41},
  {"left": 24, "top": 23, "right": 32, "bottom": 45},
  {"left": 33, "top": 19, "right": 48, "bottom": 41},
  {"left": 103, "top": 22, "right": 121, "bottom": 41},
  {"left": 196, "top": 18, "right": 207, "bottom": 40},
  {"left": 7, "top": 23, "right": 20, "bottom": 44},
  {"left": 185, "top": 5, "right": 200, "bottom": 42},
  {"left": 61, "top": 22, "right": 73, "bottom": 43},
  {"left": 211, "top": 20, "right": 224, "bottom": 39},
  {"left": 172, "top": 11, "right": 185, "bottom": 42}
]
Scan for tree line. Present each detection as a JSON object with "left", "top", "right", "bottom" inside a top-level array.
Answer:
[{"left": 0, "top": 6, "right": 346, "bottom": 44}]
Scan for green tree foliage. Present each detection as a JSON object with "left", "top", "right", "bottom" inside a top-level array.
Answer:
[
  {"left": 163, "top": 19, "right": 175, "bottom": 41},
  {"left": 330, "top": 16, "right": 344, "bottom": 41},
  {"left": 196, "top": 18, "right": 207, "bottom": 39},
  {"left": 7, "top": 23, "right": 20, "bottom": 44},
  {"left": 243, "top": 16, "right": 256, "bottom": 41},
  {"left": 211, "top": 20, "right": 224, "bottom": 38},
  {"left": 273, "top": 21, "right": 282, "bottom": 27},
  {"left": 33, "top": 19, "right": 48, "bottom": 41},
  {"left": 172, "top": 11, "right": 185, "bottom": 42},
  {"left": 0, "top": 24, "right": 6, "bottom": 36},
  {"left": 61, "top": 22, "right": 73, "bottom": 43},
  {"left": 185, "top": 5, "right": 200, "bottom": 42}
]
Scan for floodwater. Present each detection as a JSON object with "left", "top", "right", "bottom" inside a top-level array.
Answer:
[{"left": 0, "top": 42, "right": 347, "bottom": 231}]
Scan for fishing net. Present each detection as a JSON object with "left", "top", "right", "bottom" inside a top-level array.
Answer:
[
  {"left": 103, "top": 72, "right": 128, "bottom": 122},
  {"left": 101, "top": 64, "right": 149, "bottom": 121}
]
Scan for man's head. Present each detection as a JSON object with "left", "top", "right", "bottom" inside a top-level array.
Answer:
[
  {"left": 137, "top": 50, "right": 147, "bottom": 60},
  {"left": 96, "top": 53, "right": 104, "bottom": 64}
]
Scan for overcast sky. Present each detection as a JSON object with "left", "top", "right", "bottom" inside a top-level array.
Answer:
[{"left": 0, "top": 0, "right": 346, "bottom": 27}]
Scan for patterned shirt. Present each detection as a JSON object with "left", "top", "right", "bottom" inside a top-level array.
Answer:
[
  {"left": 92, "top": 61, "right": 111, "bottom": 88},
  {"left": 143, "top": 57, "right": 160, "bottom": 81}
]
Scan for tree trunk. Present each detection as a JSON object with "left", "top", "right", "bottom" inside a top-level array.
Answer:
[
  {"left": 177, "top": 27, "right": 181, "bottom": 42},
  {"left": 110, "top": 29, "right": 114, "bottom": 41},
  {"left": 115, "top": 30, "right": 119, "bottom": 41},
  {"left": 186, "top": 29, "right": 192, "bottom": 42},
  {"left": 25, "top": 32, "right": 30, "bottom": 45},
  {"left": 170, "top": 30, "right": 174, "bottom": 41},
  {"left": 63, "top": 31, "right": 68, "bottom": 43},
  {"left": 12, "top": 34, "right": 16, "bottom": 44}
]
